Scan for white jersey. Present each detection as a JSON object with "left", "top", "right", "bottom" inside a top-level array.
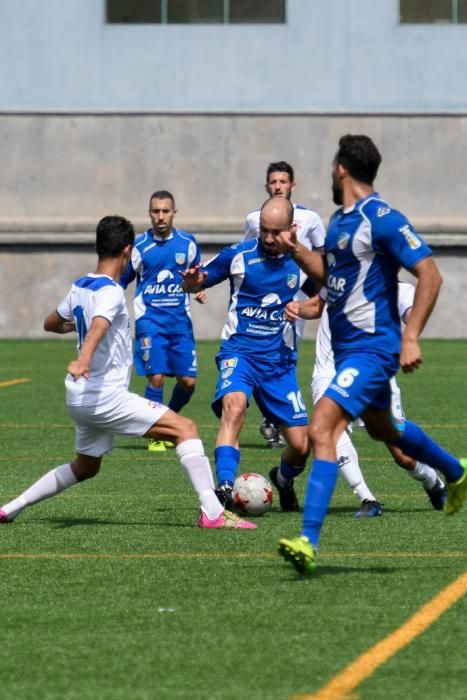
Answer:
[
  {"left": 57, "top": 273, "right": 132, "bottom": 406},
  {"left": 313, "top": 282, "right": 415, "bottom": 379}
]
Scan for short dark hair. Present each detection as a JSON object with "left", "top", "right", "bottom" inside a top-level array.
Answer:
[
  {"left": 95, "top": 215, "right": 135, "bottom": 259},
  {"left": 335, "top": 135, "right": 382, "bottom": 185},
  {"left": 266, "top": 161, "right": 294, "bottom": 183},
  {"left": 149, "top": 190, "right": 175, "bottom": 207}
]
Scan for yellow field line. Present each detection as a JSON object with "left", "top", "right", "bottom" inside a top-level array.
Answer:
[
  {"left": 0, "top": 551, "right": 465, "bottom": 561},
  {"left": 0, "top": 378, "right": 31, "bottom": 389},
  {"left": 294, "top": 572, "right": 467, "bottom": 700}
]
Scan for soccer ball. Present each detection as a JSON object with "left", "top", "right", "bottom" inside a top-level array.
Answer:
[{"left": 232, "top": 473, "right": 273, "bottom": 517}]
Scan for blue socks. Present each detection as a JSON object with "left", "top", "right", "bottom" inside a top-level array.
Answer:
[
  {"left": 215, "top": 446, "right": 241, "bottom": 484},
  {"left": 302, "top": 459, "right": 339, "bottom": 548},
  {"left": 279, "top": 458, "right": 306, "bottom": 482},
  {"left": 145, "top": 385, "right": 163, "bottom": 404},
  {"left": 168, "top": 384, "right": 194, "bottom": 412},
  {"left": 394, "top": 420, "right": 463, "bottom": 482}
]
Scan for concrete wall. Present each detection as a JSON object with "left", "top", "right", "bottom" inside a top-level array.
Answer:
[
  {"left": 1, "top": 245, "right": 465, "bottom": 339},
  {"left": 1, "top": 1, "right": 467, "bottom": 112},
  {"left": 2, "top": 113, "right": 467, "bottom": 230}
]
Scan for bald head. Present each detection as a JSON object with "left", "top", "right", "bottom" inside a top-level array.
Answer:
[{"left": 259, "top": 196, "right": 294, "bottom": 257}]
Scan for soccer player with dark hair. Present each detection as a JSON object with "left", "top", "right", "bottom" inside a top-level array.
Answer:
[
  {"left": 275, "top": 134, "right": 466, "bottom": 573},
  {"left": 0, "top": 215, "right": 255, "bottom": 529},
  {"left": 120, "top": 191, "right": 205, "bottom": 452}
]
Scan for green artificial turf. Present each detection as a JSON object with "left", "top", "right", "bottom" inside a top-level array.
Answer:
[{"left": 0, "top": 339, "right": 466, "bottom": 699}]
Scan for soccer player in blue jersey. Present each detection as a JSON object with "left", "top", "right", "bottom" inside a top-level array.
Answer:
[
  {"left": 275, "top": 134, "right": 466, "bottom": 574},
  {"left": 244, "top": 161, "right": 326, "bottom": 448},
  {"left": 181, "top": 197, "right": 311, "bottom": 511},
  {"left": 0, "top": 216, "right": 255, "bottom": 529},
  {"left": 120, "top": 191, "right": 204, "bottom": 452}
]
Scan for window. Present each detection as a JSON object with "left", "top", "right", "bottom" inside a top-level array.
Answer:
[
  {"left": 400, "top": 0, "right": 467, "bottom": 23},
  {"left": 106, "top": 0, "right": 286, "bottom": 24}
]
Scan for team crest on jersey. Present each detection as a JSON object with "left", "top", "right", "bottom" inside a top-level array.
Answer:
[
  {"left": 377, "top": 207, "right": 390, "bottom": 217},
  {"left": 337, "top": 233, "right": 350, "bottom": 250},
  {"left": 287, "top": 274, "right": 298, "bottom": 289},
  {"left": 175, "top": 253, "right": 186, "bottom": 265},
  {"left": 399, "top": 224, "right": 422, "bottom": 250},
  {"left": 220, "top": 357, "right": 238, "bottom": 371},
  {"left": 142, "top": 337, "right": 151, "bottom": 348}
]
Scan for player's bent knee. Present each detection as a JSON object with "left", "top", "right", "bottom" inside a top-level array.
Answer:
[{"left": 72, "top": 455, "right": 102, "bottom": 481}]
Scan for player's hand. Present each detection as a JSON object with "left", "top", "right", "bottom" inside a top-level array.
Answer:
[
  {"left": 67, "top": 359, "right": 90, "bottom": 381},
  {"left": 285, "top": 301, "right": 301, "bottom": 321},
  {"left": 194, "top": 290, "right": 207, "bottom": 304},
  {"left": 180, "top": 264, "right": 207, "bottom": 292},
  {"left": 275, "top": 225, "right": 298, "bottom": 253},
  {"left": 400, "top": 337, "right": 422, "bottom": 373}
]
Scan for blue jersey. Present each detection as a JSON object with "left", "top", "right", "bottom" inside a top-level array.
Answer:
[
  {"left": 120, "top": 228, "right": 200, "bottom": 336},
  {"left": 325, "top": 194, "right": 432, "bottom": 358},
  {"left": 202, "top": 239, "right": 301, "bottom": 363}
]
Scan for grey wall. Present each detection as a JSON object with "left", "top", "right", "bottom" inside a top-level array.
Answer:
[
  {"left": 2, "top": 113, "right": 467, "bottom": 230},
  {"left": 1, "top": 0, "right": 467, "bottom": 112},
  {"left": 1, "top": 246, "right": 465, "bottom": 339}
]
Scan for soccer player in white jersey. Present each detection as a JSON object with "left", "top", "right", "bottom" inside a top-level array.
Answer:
[
  {"left": 243, "top": 161, "right": 326, "bottom": 448},
  {"left": 274, "top": 134, "right": 466, "bottom": 574},
  {"left": 120, "top": 191, "right": 204, "bottom": 453},
  {"left": 0, "top": 216, "right": 255, "bottom": 530},
  {"left": 286, "top": 282, "right": 447, "bottom": 515},
  {"left": 182, "top": 198, "right": 311, "bottom": 512}
]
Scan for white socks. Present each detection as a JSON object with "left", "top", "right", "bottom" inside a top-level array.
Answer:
[
  {"left": 1, "top": 463, "right": 77, "bottom": 521},
  {"left": 176, "top": 439, "right": 223, "bottom": 520},
  {"left": 337, "top": 432, "right": 377, "bottom": 503},
  {"left": 407, "top": 461, "right": 439, "bottom": 490}
]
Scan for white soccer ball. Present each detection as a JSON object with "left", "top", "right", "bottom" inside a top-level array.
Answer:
[{"left": 232, "top": 473, "right": 273, "bottom": 517}]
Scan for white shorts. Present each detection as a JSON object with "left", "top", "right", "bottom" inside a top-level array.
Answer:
[{"left": 67, "top": 389, "right": 169, "bottom": 457}]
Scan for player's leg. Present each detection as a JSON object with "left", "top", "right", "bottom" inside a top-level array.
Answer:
[
  {"left": 0, "top": 419, "right": 109, "bottom": 522},
  {"left": 271, "top": 425, "right": 309, "bottom": 511},
  {"left": 278, "top": 395, "right": 349, "bottom": 574},
  {"left": 134, "top": 334, "right": 168, "bottom": 450},
  {"left": 213, "top": 391, "right": 248, "bottom": 507},
  {"left": 384, "top": 377, "right": 446, "bottom": 510},
  {"left": 337, "top": 428, "right": 382, "bottom": 518},
  {"left": 254, "top": 368, "right": 309, "bottom": 511},
  {"left": 363, "top": 408, "right": 466, "bottom": 514},
  {"left": 112, "top": 389, "right": 255, "bottom": 529},
  {"left": 312, "top": 372, "right": 380, "bottom": 517},
  {"left": 385, "top": 443, "right": 447, "bottom": 510},
  {"left": 210, "top": 355, "right": 255, "bottom": 507},
  {"left": 168, "top": 335, "right": 198, "bottom": 414}
]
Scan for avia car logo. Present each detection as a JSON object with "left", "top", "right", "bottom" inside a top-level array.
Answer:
[{"left": 157, "top": 269, "right": 175, "bottom": 283}]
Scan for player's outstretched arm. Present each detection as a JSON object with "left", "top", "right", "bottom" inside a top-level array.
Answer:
[
  {"left": 180, "top": 264, "right": 208, "bottom": 293},
  {"left": 43, "top": 310, "right": 76, "bottom": 334},
  {"left": 67, "top": 316, "right": 111, "bottom": 381},
  {"left": 400, "top": 257, "right": 442, "bottom": 373}
]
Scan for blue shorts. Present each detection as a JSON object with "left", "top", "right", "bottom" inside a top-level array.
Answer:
[
  {"left": 212, "top": 353, "right": 308, "bottom": 427},
  {"left": 134, "top": 333, "right": 197, "bottom": 378},
  {"left": 324, "top": 351, "right": 399, "bottom": 420}
]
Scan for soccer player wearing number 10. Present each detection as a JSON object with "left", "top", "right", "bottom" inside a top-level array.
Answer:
[
  {"left": 181, "top": 197, "right": 311, "bottom": 510},
  {"left": 276, "top": 134, "right": 467, "bottom": 574}
]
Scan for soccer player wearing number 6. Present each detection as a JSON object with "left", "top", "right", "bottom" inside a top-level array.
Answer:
[
  {"left": 276, "top": 134, "right": 466, "bottom": 574},
  {"left": 0, "top": 216, "right": 255, "bottom": 529},
  {"left": 181, "top": 197, "right": 311, "bottom": 511}
]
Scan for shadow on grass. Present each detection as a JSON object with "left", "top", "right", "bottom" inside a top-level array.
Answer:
[{"left": 278, "top": 564, "right": 398, "bottom": 579}]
